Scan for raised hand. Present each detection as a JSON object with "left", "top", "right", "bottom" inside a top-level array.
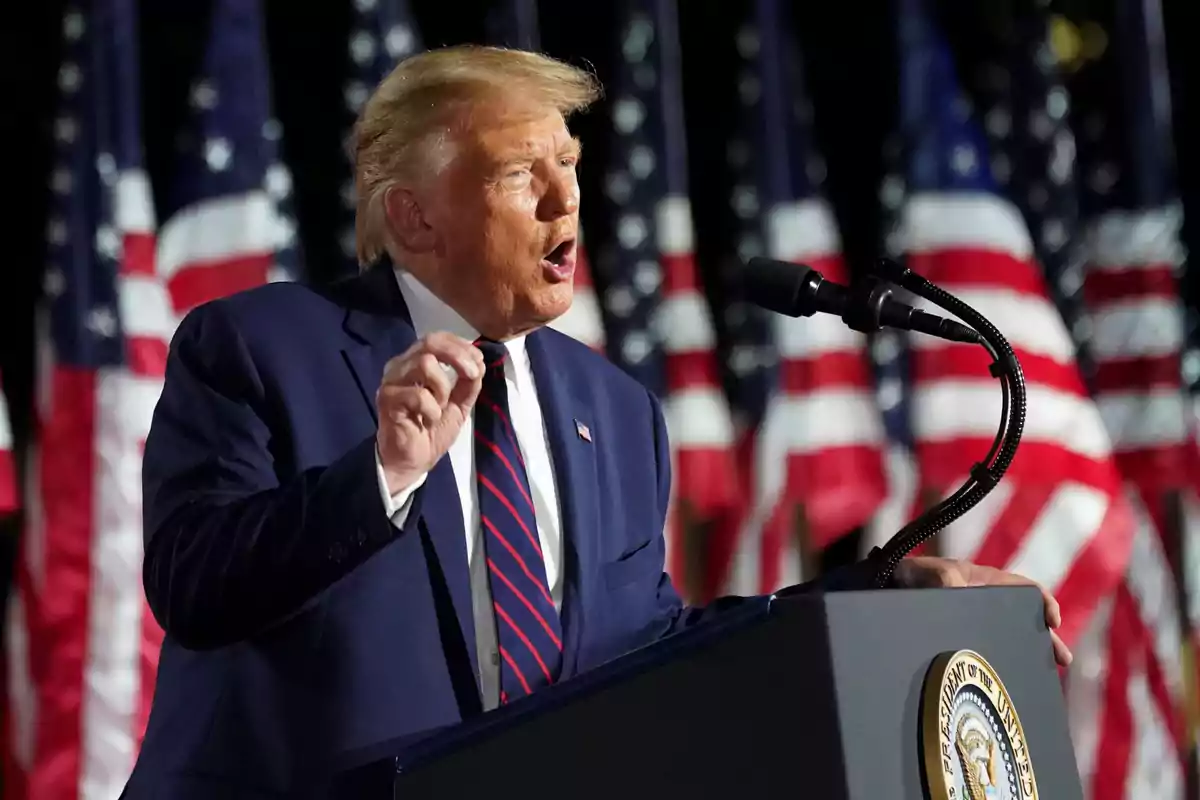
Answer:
[{"left": 376, "top": 332, "right": 485, "bottom": 494}]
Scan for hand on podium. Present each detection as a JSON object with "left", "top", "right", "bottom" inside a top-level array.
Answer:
[{"left": 892, "top": 556, "right": 1072, "bottom": 668}]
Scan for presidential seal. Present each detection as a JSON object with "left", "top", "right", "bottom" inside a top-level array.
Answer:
[{"left": 921, "top": 650, "right": 1038, "bottom": 800}]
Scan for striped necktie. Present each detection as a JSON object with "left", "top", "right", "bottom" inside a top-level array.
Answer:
[{"left": 473, "top": 338, "right": 563, "bottom": 703}]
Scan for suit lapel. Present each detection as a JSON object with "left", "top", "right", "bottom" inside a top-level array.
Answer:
[
  {"left": 340, "top": 263, "right": 479, "bottom": 684},
  {"left": 527, "top": 330, "right": 599, "bottom": 680}
]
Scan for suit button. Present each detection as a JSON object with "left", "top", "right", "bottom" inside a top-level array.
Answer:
[
  {"left": 355, "top": 527, "right": 367, "bottom": 545},
  {"left": 329, "top": 542, "right": 347, "bottom": 562}
]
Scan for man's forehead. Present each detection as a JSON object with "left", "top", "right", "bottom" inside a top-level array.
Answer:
[{"left": 460, "top": 104, "right": 576, "bottom": 157}]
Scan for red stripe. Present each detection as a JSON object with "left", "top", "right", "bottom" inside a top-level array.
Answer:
[
  {"left": 916, "top": 441, "right": 1121, "bottom": 497},
  {"left": 479, "top": 475, "right": 542, "bottom": 558},
  {"left": 487, "top": 559, "right": 561, "bottom": 649},
  {"left": 26, "top": 368, "right": 99, "bottom": 799},
  {"left": 912, "top": 346, "right": 1089, "bottom": 396},
  {"left": 474, "top": 432, "right": 535, "bottom": 512},
  {"left": 778, "top": 352, "right": 876, "bottom": 393},
  {"left": 481, "top": 515, "right": 553, "bottom": 605},
  {"left": 783, "top": 445, "right": 888, "bottom": 548},
  {"left": 479, "top": 398, "right": 524, "bottom": 465},
  {"left": 907, "top": 249, "right": 1051, "bottom": 296},
  {"left": 119, "top": 232, "right": 157, "bottom": 277},
  {"left": 0, "top": 450, "right": 17, "bottom": 513},
  {"left": 660, "top": 252, "right": 700, "bottom": 293},
  {"left": 674, "top": 448, "right": 740, "bottom": 517},
  {"left": 967, "top": 482, "right": 1057, "bottom": 570},
  {"left": 167, "top": 254, "right": 272, "bottom": 313},
  {"left": 663, "top": 351, "right": 721, "bottom": 390},
  {"left": 493, "top": 604, "right": 553, "bottom": 683},
  {"left": 1091, "top": 354, "right": 1182, "bottom": 392},
  {"left": 125, "top": 337, "right": 169, "bottom": 380},
  {"left": 498, "top": 647, "right": 533, "bottom": 695},
  {"left": 1090, "top": 588, "right": 1136, "bottom": 800},
  {"left": 1083, "top": 264, "right": 1179, "bottom": 304}
]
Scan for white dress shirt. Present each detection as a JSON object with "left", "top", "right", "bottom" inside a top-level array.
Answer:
[{"left": 374, "top": 269, "right": 564, "bottom": 711}]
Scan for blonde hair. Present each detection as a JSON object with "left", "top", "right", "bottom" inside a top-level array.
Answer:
[{"left": 351, "top": 45, "right": 603, "bottom": 268}]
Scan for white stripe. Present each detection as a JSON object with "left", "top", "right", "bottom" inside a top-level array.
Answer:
[
  {"left": 1084, "top": 205, "right": 1185, "bottom": 270},
  {"left": 1006, "top": 482, "right": 1109, "bottom": 593},
  {"left": 774, "top": 312, "right": 865, "bottom": 358},
  {"left": 1066, "top": 596, "right": 1111, "bottom": 790},
  {"left": 910, "top": 290, "right": 1077, "bottom": 363},
  {"left": 765, "top": 198, "right": 840, "bottom": 262},
  {"left": 767, "top": 390, "right": 885, "bottom": 451},
  {"left": 156, "top": 191, "right": 289, "bottom": 279},
  {"left": 118, "top": 274, "right": 177, "bottom": 341},
  {"left": 79, "top": 370, "right": 164, "bottom": 798},
  {"left": 863, "top": 445, "right": 920, "bottom": 554},
  {"left": 1126, "top": 670, "right": 1184, "bottom": 798},
  {"left": 656, "top": 292, "right": 716, "bottom": 352},
  {"left": 5, "top": 592, "right": 35, "bottom": 770},
  {"left": 1183, "top": 492, "right": 1200, "bottom": 629},
  {"left": 1089, "top": 298, "right": 1185, "bottom": 360},
  {"left": 0, "top": 389, "right": 12, "bottom": 450},
  {"left": 662, "top": 388, "right": 734, "bottom": 448},
  {"left": 1123, "top": 491, "right": 1185, "bottom": 702},
  {"left": 913, "top": 382, "right": 1114, "bottom": 459},
  {"left": 936, "top": 478, "right": 1017, "bottom": 562},
  {"left": 655, "top": 195, "right": 693, "bottom": 255},
  {"left": 548, "top": 289, "right": 604, "bottom": 347},
  {"left": 1096, "top": 391, "right": 1190, "bottom": 451},
  {"left": 81, "top": 370, "right": 162, "bottom": 794},
  {"left": 900, "top": 192, "right": 1033, "bottom": 259},
  {"left": 115, "top": 169, "right": 155, "bottom": 235}
]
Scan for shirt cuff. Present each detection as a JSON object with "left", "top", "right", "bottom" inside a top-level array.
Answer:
[{"left": 375, "top": 449, "right": 427, "bottom": 525}]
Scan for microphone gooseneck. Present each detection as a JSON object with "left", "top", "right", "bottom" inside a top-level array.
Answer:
[
  {"left": 740, "top": 256, "right": 1025, "bottom": 588},
  {"left": 864, "top": 258, "right": 1026, "bottom": 587}
]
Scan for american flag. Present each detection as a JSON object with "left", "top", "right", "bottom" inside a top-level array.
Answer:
[
  {"left": 598, "top": 0, "right": 738, "bottom": 596},
  {"left": 719, "top": 0, "right": 888, "bottom": 596},
  {"left": 0, "top": 382, "right": 15, "bottom": 514},
  {"left": 341, "top": 0, "right": 423, "bottom": 267},
  {"left": 5, "top": 2, "right": 297, "bottom": 797},
  {"left": 481, "top": 0, "right": 606, "bottom": 351},
  {"left": 887, "top": 0, "right": 1133, "bottom": 651},
  {"left": 5, "top": 2, "right": 162, "bottom": 798},
  {"left": 158, "top": 0, "right": 300, "bottom": 299},
  {"left": 1065, "top": 0, "right": 1194, "bottom": 795}
]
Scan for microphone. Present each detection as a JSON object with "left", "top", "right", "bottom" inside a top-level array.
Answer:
[
  {"left": 743, "top": 255, "right": 1027, "bottom": 589},
  {"left": 742, "top": 256, "right": 980, "bottom": 344}
]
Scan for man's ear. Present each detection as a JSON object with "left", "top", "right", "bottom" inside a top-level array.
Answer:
[{"left": 384, "top": 185, "right": 437, "bottom": 254}]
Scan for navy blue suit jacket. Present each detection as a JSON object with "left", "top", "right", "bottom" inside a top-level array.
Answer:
[{"left": 122, "top": 263, "right": 878, "bottom": 798}]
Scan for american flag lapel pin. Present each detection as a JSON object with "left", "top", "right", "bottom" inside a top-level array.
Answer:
[{"left": 575, "top": 419, "right": 592, "bottom": 443}]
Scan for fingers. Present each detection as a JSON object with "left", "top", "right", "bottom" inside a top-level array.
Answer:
[
  {"left": 382, "top": 333, "right": 485, "bottom": 405},
  {"left": 1050, "top": 631, "right": 1073, "bottom": 667},
  {"left": 377, "top": 384, "right": 443, "bottom": 428},
  {"left": 968, "top": 566, "right": 1063, "bottom": 630}
]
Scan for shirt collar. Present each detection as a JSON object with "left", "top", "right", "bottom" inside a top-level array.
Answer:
[{"left": 393, "top": 268, "right": 530, "bottom": 378}]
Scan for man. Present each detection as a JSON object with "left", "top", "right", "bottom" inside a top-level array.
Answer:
[{"left": 123, "top": 45, "right": 1069, "bottom": 799}]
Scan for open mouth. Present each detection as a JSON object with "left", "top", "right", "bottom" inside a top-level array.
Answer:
[{"left": 544, "top": 238, "right": 575, "bottom": 266}]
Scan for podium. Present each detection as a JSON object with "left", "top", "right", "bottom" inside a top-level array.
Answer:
[{"left": 335, "top": 586, "right": 1083, "bottom": 799}]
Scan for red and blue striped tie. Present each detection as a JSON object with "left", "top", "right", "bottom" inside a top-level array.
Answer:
[{"left": 474, "top": 338, "right": 563, "bottom": 703}]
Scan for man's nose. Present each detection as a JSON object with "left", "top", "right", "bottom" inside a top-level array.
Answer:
[{"left": 539, "top": 173, "right": 579, "bottom": 219}]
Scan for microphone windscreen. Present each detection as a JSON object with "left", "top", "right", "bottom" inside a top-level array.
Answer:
[{"left": 743, "top": 257, "right": 816, "bottom": 318}]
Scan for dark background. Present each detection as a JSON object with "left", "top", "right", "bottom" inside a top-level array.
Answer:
[{"left": 0, "top": 0, "right": 1195, "bottom": 578}]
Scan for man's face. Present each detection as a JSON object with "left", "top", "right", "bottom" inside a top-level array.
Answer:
[{"left": 414, "top": 100, "right": 582, "bottom": 339}]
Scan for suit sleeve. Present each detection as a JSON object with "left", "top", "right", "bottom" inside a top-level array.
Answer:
[
  {"left": 141, "top": 300, "right": 424, "bottom": 650},
  {"left": 644, "top": 390, "right": 886, "bottom": 642}
]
